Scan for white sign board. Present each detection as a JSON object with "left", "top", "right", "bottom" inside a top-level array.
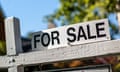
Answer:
[{"left": 32, "top": 19, "right": 110, "bottom": 50}]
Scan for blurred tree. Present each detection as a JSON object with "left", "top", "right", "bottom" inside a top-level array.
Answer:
[
  {"left": 45, "top": 0, "right": 118, "bottom": 39},
  {"left": 0, "top": 41, "right": 6, "bottom": 55},
  {"left": 46, "top": 0, "right": 116, "bottom": 24},
  {"left": 114, "top": 62, "right": 120, "bottom": 72},
  {"left": 0, "top": 5, "right": 5, "bottom": 41},
  {"left": 0, "top": 4, "right": 6, "bottom": 55},
  {"left": 26, "top": 32, "right": 33, "bottom": 39}
]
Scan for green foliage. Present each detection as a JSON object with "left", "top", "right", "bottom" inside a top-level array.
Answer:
[
  {"left": 26, "top": 32, "right": 33, "bottom": 39},
  {"left": 45, "top": 0, "right": 117, "bottom": 25},
  {"left": 114, "top": 63, "right": 120, "bottom": 72},
  {"left": 0, "top": 41, "right": 6, "bottom": 55}
]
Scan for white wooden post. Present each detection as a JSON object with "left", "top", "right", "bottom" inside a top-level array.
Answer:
[
  {"left": 8, "top": 65, "right": 24, "bottom": 72},
  {"left": 5, "top": 17, "right": 23, "bottom": 55},
  {"left": 5, "top": 17, "right": 24, "bottom": 72}
]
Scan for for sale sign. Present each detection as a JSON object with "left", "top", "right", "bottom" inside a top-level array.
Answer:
[{"left": 32, "top": 19, "right": 110, "bottom": 50}]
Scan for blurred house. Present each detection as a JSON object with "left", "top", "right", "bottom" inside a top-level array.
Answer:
[
  {"left": 48, "top": 22, "right": 56, "bottom": 29},
  {"left": 21, "top": 37, "right": 31, "bottom": 52}
]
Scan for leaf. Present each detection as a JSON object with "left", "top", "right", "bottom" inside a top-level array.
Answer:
[{"left": 0, "top": 41, "right": 6, "bottom": 55}]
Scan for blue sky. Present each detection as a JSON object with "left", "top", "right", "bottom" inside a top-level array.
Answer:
[
  {"left": 0, "top": 0, "right": 59, "bottom": 36},
  {"left": 0, "top": 0, "right": 120, "bottom": 39}
]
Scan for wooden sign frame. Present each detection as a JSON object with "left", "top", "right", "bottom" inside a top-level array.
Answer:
[{"left": 0, "top": 17, "right": 119, "bottom": 72}]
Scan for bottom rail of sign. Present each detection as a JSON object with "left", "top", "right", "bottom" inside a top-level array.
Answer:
[{"left": 33, "top": 64, "right": 112, "bottom": 72}]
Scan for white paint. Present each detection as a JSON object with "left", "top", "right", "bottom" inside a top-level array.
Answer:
[
  {"left": 32, "top": 19, "right": 110, "bottom": 50},
  {"left": 17, "top": 40, "right": 120, "bottom": 66}
]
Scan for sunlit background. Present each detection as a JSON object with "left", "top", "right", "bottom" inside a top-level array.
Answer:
[{"left": 0, "top": 0, "right": 60, "bottom": 36}]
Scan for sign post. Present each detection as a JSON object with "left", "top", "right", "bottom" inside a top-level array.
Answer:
[
  {"left": 5, "top": 17, "right": 24, "bottom": 72},
  {"left": 1, "top": 17, "right": 120, "bottom": 72}
]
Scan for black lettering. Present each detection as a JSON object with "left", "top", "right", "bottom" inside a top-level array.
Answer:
[
  {"left": 96, "top": 22, "right": 106, "bottom": 37},
  {"left": 51, "top": 31, "right": 60, "bottom": 45},
  {"left": 41, "top": 33, "right": 50, "bottom": 47},
  {"left": 78, "top": 26, "right": 87, "bottom": 41},
  {"left": 67, "top": 27, "right": 76, "bottom": 42},
  {"left": 87, "top": 25, "right": 96, "bottom": 39},
  {"left": 34, "top": 34, "right": 40, "bottom": 48}
]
